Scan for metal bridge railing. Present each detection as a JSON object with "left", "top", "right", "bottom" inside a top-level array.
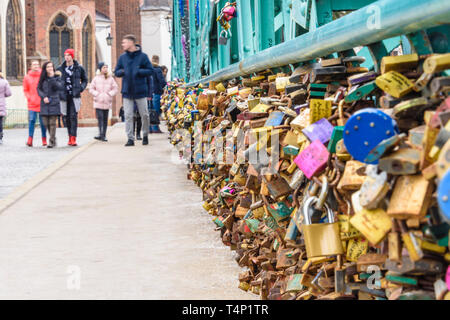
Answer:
[{"left": 3, "top": 109, "right": 33, "bottom": 129}]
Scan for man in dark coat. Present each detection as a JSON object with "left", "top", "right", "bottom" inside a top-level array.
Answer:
[
  {"left": 150, "top": 55, "right": 167, "bottom": 134},
  {"left": 114, "top": 34, "right": 154, "bottom": 147},
  {"left": 57, "top": 49, "right": 88, "bottom": 147}
]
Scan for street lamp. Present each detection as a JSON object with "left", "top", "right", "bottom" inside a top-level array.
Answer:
[
  {"left": 165, "top": 15, "right": 172, "bottom": 34},
  {"left": 106, "top": 33, "right": 113, "bottom": 46}
]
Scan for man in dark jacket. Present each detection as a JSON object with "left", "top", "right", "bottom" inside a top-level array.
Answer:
[
  {"left": 114, "top": 34, "right": 154, "bottom": 147},
  {"left": 57, "top": 49, "right": 88, "bottom": 147},
  {"left": 150, "top": 55, "right": 167, "bottom": 134}
]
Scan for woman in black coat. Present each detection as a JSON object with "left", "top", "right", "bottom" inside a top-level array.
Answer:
[{"left": 37, "top": 61, "right": 64, "bottom": 148}]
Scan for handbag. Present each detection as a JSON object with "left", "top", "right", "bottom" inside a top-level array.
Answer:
[{"left": 149, "top": 108, "right": 160, "bottom": 125}]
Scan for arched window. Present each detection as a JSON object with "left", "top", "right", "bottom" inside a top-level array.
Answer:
[
  {"left": 49, "top": 13, "right": 73, "bottom": 67},
  {"left": 6, "top": 0, "right": 24, "bottom": 80},
  {"left": 82, "top": 17, "right": 93, "bottom": 81}
]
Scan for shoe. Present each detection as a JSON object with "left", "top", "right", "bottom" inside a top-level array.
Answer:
[
  {"left": 94, "top": 136, "right": 102, "bottom": 140},
  {"left": 125, "top": 139, "right": 135, "bottom": 147},
  {"left": 101, "top": 137, "right": 108, "bottom": 142},
  {"left": 153, "top": 129, "right": 163, "bottom": 134},
  {"left": 143, "top": 136, "right": 149, "bottom": 145},
  {"left": 68, "top": 136, "right": 73, "bottom": 146},
  {"left": 42, "top": 137, "right": 47, "bottom": 146},
  {"left": 26, "top": 136, "right": 33, "bottom": 147},
  {"left": 71, "top": 136, "right": 78, "bottom": 146},
  {"left": 47, "top": 144, "right": 53, "bottom": 149},
  {"left": 136, "top": 135, "right": 142, "bottom": 140}
]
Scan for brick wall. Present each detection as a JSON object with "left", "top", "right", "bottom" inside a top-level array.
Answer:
[
  {"left": 24, "top": 0, "right": 144, "bottom": 124},
  {"left": 115, "top": 0, "right": 142, "bottom": 57},
  {"left": 25, "top": 0, "right": 36, "bottom": 59},
  {"left": 32, "top": 0, "right": 97, "bottom": 123}
]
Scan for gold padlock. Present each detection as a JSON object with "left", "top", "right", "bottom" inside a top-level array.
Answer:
[{"left": 301, "top": 196, "right": 344, "bottom": 258}]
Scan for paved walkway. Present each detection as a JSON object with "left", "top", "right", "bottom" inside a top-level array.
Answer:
[
  {"left": 0, "top": 124, "right": 255, "bottom": 300},
  {"left": 0, "top": 126, "right": 98, "bottom": 199}
]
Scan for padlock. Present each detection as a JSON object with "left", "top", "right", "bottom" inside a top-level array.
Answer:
[
  {"left": 309, "top": 99, "right": 332, "bottom": 124},
  {"left": 301, "top": 196, "right": 344, "bottom": 258},
  {"left": 387, "top": 174, "right": 433, "bottom": 219},
  {"left": 302, "top": 118, "right": 334, "bottom": 144},
  {"left": 343, "top": 108, "right": 399, "bottom": 164},
  {"left": 378, "top": 148, "right": 421, "bottom": 175},
  {"left": 375, "top": 71, "right": 415, "bottom": 98},
  {"left": 437, "top": 170, "right": 450, "bottom": 223},
  {"left": 294, "top": 140, "right": 330, "bottom": 179},
  {"left": 350, "top": 191, "right": 392, "bottom": 245},
  {"left": 359, "top": 165, "right": 389, "bottom": 209},
  {"left": 219, "top": 30, "right": 229, "bottom": 45}
]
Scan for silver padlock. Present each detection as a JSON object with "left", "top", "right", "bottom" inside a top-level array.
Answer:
[{"left": 219, "top": 30, "right": 229, "bottom": 45}]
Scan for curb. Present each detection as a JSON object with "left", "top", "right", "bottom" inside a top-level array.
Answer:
[{"left": 0, "top": 135, "right": 102, "bottom": 215}]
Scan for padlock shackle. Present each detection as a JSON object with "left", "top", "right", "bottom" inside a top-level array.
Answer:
[
  {"left": 315, "top": 176, "right": 328, "bottom": 210},
  {"left": 302, "top": 196, "right": 335, "bottom": 225}
]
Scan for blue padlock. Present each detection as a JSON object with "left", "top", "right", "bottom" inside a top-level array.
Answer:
[
  {"left": 343, "top": 108, "right": 399, "bottom": 164},
  {"left": 438, "top": 170, "right": 450, "bottom": 223}
]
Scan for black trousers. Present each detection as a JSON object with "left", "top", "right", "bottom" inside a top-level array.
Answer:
[
  {"left": 96, "top": 109, "right": 109, "bottom": 138},
  {"left": 64, "top": 97, "right": 78, "bottom": 137},
  {"left": 0, "top": 116, "right": 3, "bottom": 139},
  {"left": 133, "top": 111, "right": 142, "bottom": 137}
]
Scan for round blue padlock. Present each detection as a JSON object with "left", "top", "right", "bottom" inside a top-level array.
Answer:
[
  {"left": 438, "top": 170, "right": 450, "bottom": 223},
  {"left": 343, "top": 108, "right": 399, "bottom": 164}
]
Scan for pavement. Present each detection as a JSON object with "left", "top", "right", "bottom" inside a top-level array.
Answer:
[
  {"left": 0, "top": 123, "right": 256, "bottom": 300},
  {"left": 0, "top": 126, "right": 98, "bottom": 200}
]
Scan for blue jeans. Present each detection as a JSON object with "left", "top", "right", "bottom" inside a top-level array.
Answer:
[
  {"left": 29, "top": 111, "right": 46, "bottom": 138},
  {"left": 151, "top": 94, "right": 162, "bottom": 131}
]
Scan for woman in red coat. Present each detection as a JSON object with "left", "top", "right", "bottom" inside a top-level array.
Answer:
[{"left": 23, "top": 60, "right": 47, "bottom": 147}]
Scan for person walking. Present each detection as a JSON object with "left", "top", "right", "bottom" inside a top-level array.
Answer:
[
  {"left": 24, "top": 60, "right": 47, "bottom": 147},
  {"left": 89, "top": 62, "right": 119, "bottom": 142},
  {"left": 114, "top": 34, "right": 154, "bottom": 147},
  {"left": 37, "top": 61, "right": 64, "bottom": 149},
  {"left": 0, "top": 73, "right": 12, "bottom": 145},
  {"left": 150, "top": 55, "right": 167, "bottom": 134},
  {"left": 57, "top": 49, "right": 88, "bottom": 147}
]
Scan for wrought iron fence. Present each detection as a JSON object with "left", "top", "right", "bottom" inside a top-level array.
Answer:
[{"left": 3, "top": 109, "right": 32, "bottom": 129}]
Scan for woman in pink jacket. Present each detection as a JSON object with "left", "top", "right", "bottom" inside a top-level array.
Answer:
[
  {"left": 0, "top": 72, "right": 12, "bottom": 145},
  {"left": 89, "top": 62, "right": 119, "bottom": 142}
]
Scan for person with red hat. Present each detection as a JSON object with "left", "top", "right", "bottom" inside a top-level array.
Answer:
[{"left": 57, "top": 48, "right": 88, "bottom": 146}]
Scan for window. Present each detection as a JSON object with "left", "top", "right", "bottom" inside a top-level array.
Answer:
[
  {"left": 49, "top": 13, "right": 73, "bottom": 67},
  {"left": 6, "top": 0, "right": 24, "bottom": 80},
  {"left": 82, "top": 18, "right": 93, "bottom": 81}
]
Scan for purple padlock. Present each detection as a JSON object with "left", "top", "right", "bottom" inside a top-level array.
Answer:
[{"left": 302, "top": 118, "right": 334, "bottom": 144}]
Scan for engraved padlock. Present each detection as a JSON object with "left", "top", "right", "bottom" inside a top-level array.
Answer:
[{"left": 302, "top": 196, "right": 344, "bottom": 258}]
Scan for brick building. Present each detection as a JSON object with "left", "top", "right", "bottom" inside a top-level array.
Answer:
[{"left": 2, "top": 0, "right": 148, "bottom": 125}]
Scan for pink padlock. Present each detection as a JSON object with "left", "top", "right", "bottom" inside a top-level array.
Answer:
[
  {"left": 446, "top": 265, "right": 450, "bottom": 291},
  {"left": 294, "top": 140, "right": 329, "bottom": 179},
  {"left": 223, "top": 6, "right": 236, "bottom": 21}
]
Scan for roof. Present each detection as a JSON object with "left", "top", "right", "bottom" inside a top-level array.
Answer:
[{"left": 96, "top": 10, "right": 112, "bottom": 23}]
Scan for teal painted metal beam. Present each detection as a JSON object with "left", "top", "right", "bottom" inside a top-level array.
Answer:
[
  {"left": 257, "top": 0, "right": 275, "bottom": 50},
  {"left": 185, "top": 0, "right": 450, "bottom": 86},
  {"left": 217, "top": 0, "right": 231, "bottom": 69},
  {"left": 236, "top": 0, "right": 255, "bottom": 60}
]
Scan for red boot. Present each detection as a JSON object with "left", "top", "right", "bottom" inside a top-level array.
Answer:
[
  {"left": 71, "top": 136, "right": 78, "bottom": 147},
  {"left": 26, "top": 136, "right": 33, "bottom": 147},
  {"left": 68, "top": 136, "right": 73, "bottom": 146},
  {"left": 42, "top": 137, "right": 47, "bottom": 147}
]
